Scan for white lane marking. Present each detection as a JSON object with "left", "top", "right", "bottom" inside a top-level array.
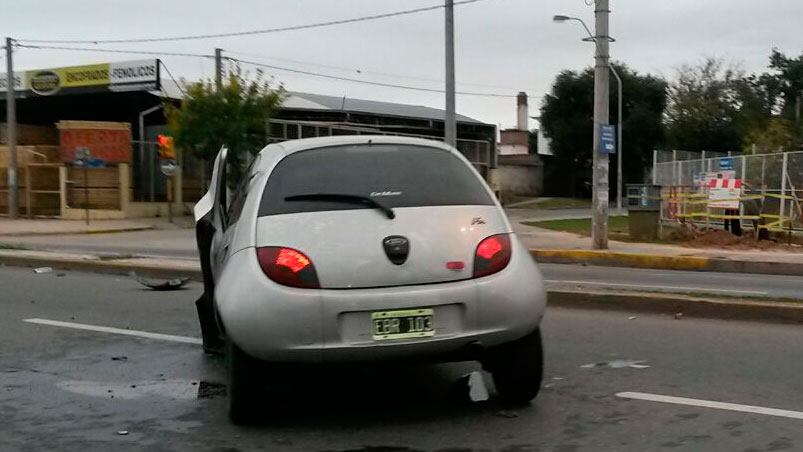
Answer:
[
  {"left": 23, "top": 318, "right": 202, "bottom": 345},
  {"left": 617, "top": 392, "right": 803, "bottom": 420},
  {"left": 545, "top": 280, "right": 768, "bottom": 296}
]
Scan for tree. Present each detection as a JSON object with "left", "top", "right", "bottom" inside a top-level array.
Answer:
[
  {"left": 527, "top": 130, "right": 538, "bottom": 154},
  {"left": 165, "top": 66, "right": 285, "bottom": 185},
  {"left": 539, "top": 63, "right": 667, "bottom": 197},
  {"left": 664, "top": 58, "right": 744, "bottom": 153},
  {"left": 769, "top": 49, "right": 803, "bottom": 117},
  {"left": 768, "top": 49, "right": 803, "bottom": 142},
  {"left": 742, "top": 117, "right": 794, "bottom": 153}
]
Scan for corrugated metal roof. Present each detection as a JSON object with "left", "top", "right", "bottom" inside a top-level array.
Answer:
[
  {"left": 284, "top": 91, "right": 486, "bottom": 125},
  {"left": 155, "top": 84, "right": 487, "bottom": 126}
]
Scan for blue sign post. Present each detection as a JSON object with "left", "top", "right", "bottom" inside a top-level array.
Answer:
[
  {"left": 599, "top": 124, "right": 616, "bottom": 154},
  {"left": 719, "top": 157, "right": 734, "bottom": 170}
]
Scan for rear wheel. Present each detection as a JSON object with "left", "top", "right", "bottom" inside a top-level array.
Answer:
[
  {"left": 228, "top": 341, "right": 262, "bottom": 424},
  {"left": 485, "top": 329, "right": 544, "bottom": 405}
]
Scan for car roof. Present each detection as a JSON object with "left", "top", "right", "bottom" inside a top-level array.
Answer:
[{"left": 260, "top": 135, "right": 456, "bottom": 161}]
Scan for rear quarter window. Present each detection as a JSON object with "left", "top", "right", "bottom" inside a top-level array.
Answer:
[{"left": 258, "top": 144, "right": 493, "bottom": 216}]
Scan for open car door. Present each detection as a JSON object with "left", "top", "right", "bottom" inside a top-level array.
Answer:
[{"left": 194, "top": 146, "right": 228, "bottom": 354}]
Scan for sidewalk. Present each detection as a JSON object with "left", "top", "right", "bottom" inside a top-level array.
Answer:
[
  {"left": 0, "top": 216, "right": 194, "bottom": 237},
  {"left": 513, "top": 218, "right": 803, "bottom": 275},
  {"left": 0, "top": 218, "right": 154, "bottom": 236}
]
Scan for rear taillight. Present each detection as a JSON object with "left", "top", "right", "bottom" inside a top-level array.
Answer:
[
  {"left": 473, "top": 234, "right": 511, "bottom": 278},
  {"left": 257, "top": 247, "right": 320, "bottom": 289}
]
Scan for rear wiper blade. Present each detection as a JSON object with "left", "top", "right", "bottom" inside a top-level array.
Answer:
[{"left": 284, "top": 193, "right": 396, "bottom": 219}]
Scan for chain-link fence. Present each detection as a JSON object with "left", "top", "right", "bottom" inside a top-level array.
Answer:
[{"left": 652, "top": 150, "right": 803, "bottom": 233}]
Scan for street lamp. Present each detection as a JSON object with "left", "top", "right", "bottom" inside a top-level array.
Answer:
[{"left": 553, "top": 15, "right": 624, "bottom": 212}]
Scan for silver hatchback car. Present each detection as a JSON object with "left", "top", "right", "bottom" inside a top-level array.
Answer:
[{"left": 194, "top": 136, "right": 547, "bottom": 423}]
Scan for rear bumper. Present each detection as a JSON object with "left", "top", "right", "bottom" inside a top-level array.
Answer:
[{"left": 215, "top": 236, "right": 545, "bottom": 363}]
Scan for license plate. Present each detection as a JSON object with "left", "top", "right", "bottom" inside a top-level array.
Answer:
[{"left": 372, "top": 308, "right": 435, "bottom": 341}]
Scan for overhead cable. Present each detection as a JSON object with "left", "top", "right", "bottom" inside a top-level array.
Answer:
[
  {"left": 230, "top": 57, "right": 519, "bottom": 98},
  {"left": 16, "top": 0, "right": 487, "bottom": 44}
]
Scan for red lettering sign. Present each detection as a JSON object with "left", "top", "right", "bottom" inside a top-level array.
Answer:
[{"left": 59, "top": 128, "right": 132, "bottom": 164}]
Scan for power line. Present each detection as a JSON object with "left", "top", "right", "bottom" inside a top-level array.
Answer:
[
  {"left": 14, "top": 42, "right": 529, "bottom": 99},
  {"left": 229, "top": 56, "right": 519, "bottom": 98},
  {"left": 224, "top": 50, "right": 538, "bottom": 93},
  {"left": 16, "top": 0, "right": 487, "bottom": 45},
  {"left": 159, "top": 60, "right": 186, "bottom": 97},
  {"left": 16, "top": 43, "right": 214, "bottom": 59}
]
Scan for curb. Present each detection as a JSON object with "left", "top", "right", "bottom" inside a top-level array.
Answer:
[
  {"left": 1, "top": 252, "right": 801, "bottom": 323},
  {"left": 531, "top": 249, "right": 803, "bottom": 276},
  {"left": 0, "top": 252, "right": 200, "bottom": 280},
  {"left": 0, "top": 226, "right": 154, "bottom": 237},
  {"left": 548, "top": 289, "right": 803, "bottom": 324}
]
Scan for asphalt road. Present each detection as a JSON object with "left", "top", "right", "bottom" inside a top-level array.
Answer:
[
  {"left": 1, "top": 266, "right": 801, "bottom": 451},
  {"left": 3, "top": 229, "right": 801, "bottom": 300}
]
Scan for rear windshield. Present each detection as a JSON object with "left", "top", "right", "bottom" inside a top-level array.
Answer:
[{"left": 258, "top": 144, "right": 493, "bottom": 216}]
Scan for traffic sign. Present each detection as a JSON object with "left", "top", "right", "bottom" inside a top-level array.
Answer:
[
  {"left": 160, "top": 158, "right": 178, "bottom": 176},
  {"left": 599, "top": 124, "right": 616, "bottom": 154},
  {"left": 719, "top": 157, "right": 734, "bottom": 170}
]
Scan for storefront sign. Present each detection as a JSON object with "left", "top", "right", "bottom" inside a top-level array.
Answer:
[
  {"left": 58, "top": 123, "right": 132, "bottom": 164},
  {"left": 0, "top": 59, "right": 159, "bottom": 96}
]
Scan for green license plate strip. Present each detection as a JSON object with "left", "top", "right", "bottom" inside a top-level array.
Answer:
[{"left": 372, "top": 308, "right": 435, "bottom": 341}]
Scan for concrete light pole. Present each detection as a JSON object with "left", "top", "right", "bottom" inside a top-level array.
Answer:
[
  {"left": 555, "top": 3, "right": 612, "bottom": 249},
  {"left": 444, "top": 0, "right": 457, "bottom": 147},
  {"left": 553, "top": 14, "right": 623, "bottom": 212},
  {"left": 591, "top": 1, "right": 611, "bottom": 249},
  {"left": 5, "top": 37, "right": 18, "bottom": 219}
]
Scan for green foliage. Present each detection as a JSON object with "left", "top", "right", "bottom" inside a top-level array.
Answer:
[
  {"left": 666, "top": 52, "right": 803, "bottom": 153},
  {"left": 664, "top": 58, "right": 744, "bottom": 153},
  {"left": 539, "top": 63, "right": 667, "bottom": 197},
  {"left": 527, "top": 130, "right": 538, "bottom": 154},
  {"left": 769, "top": 49, "right": 803, "bottom": 122},
  {"left": 743, "top": 117, "right": 794, "bottom": 153},
  {"left": 164, "top": 66, "right": 284, "bottom": 185}
]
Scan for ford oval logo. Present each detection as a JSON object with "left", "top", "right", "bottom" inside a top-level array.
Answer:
[
  {"left": 384, "top": 237, "right": 407, "bottom": 247},
  {"left": 382, "top": 235, "right": 409, "bottom": 265}
]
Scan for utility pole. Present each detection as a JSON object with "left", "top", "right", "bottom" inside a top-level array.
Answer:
[
  {"left": 5, "top": 37, "right": 18, "bottom": 219},
  {"left": 611, "top": 66, "right": 622, "bottom": 212},
  {"left": 214, "top": 48, "right": 223, "bottom": 92},
  {"left": 444, "top": 0, "right": 457, "bottom": 147},
  {"left": 591, "top": 0, "right": 611, "bottom": 249}
]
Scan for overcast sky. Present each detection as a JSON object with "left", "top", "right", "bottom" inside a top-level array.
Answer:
[{"left": 2, "top": 0, "right": 801, "bottom": 129}]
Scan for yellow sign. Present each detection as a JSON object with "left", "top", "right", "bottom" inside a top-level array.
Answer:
[
  {"left": 60, "top": 63, "right": 110, "bottom": 88},
  {"left": 27, "top": 63, "right": 109, "bottom": 95},
  {"left": 22, "top": 59, "right": 158, "bottom": 96}
]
